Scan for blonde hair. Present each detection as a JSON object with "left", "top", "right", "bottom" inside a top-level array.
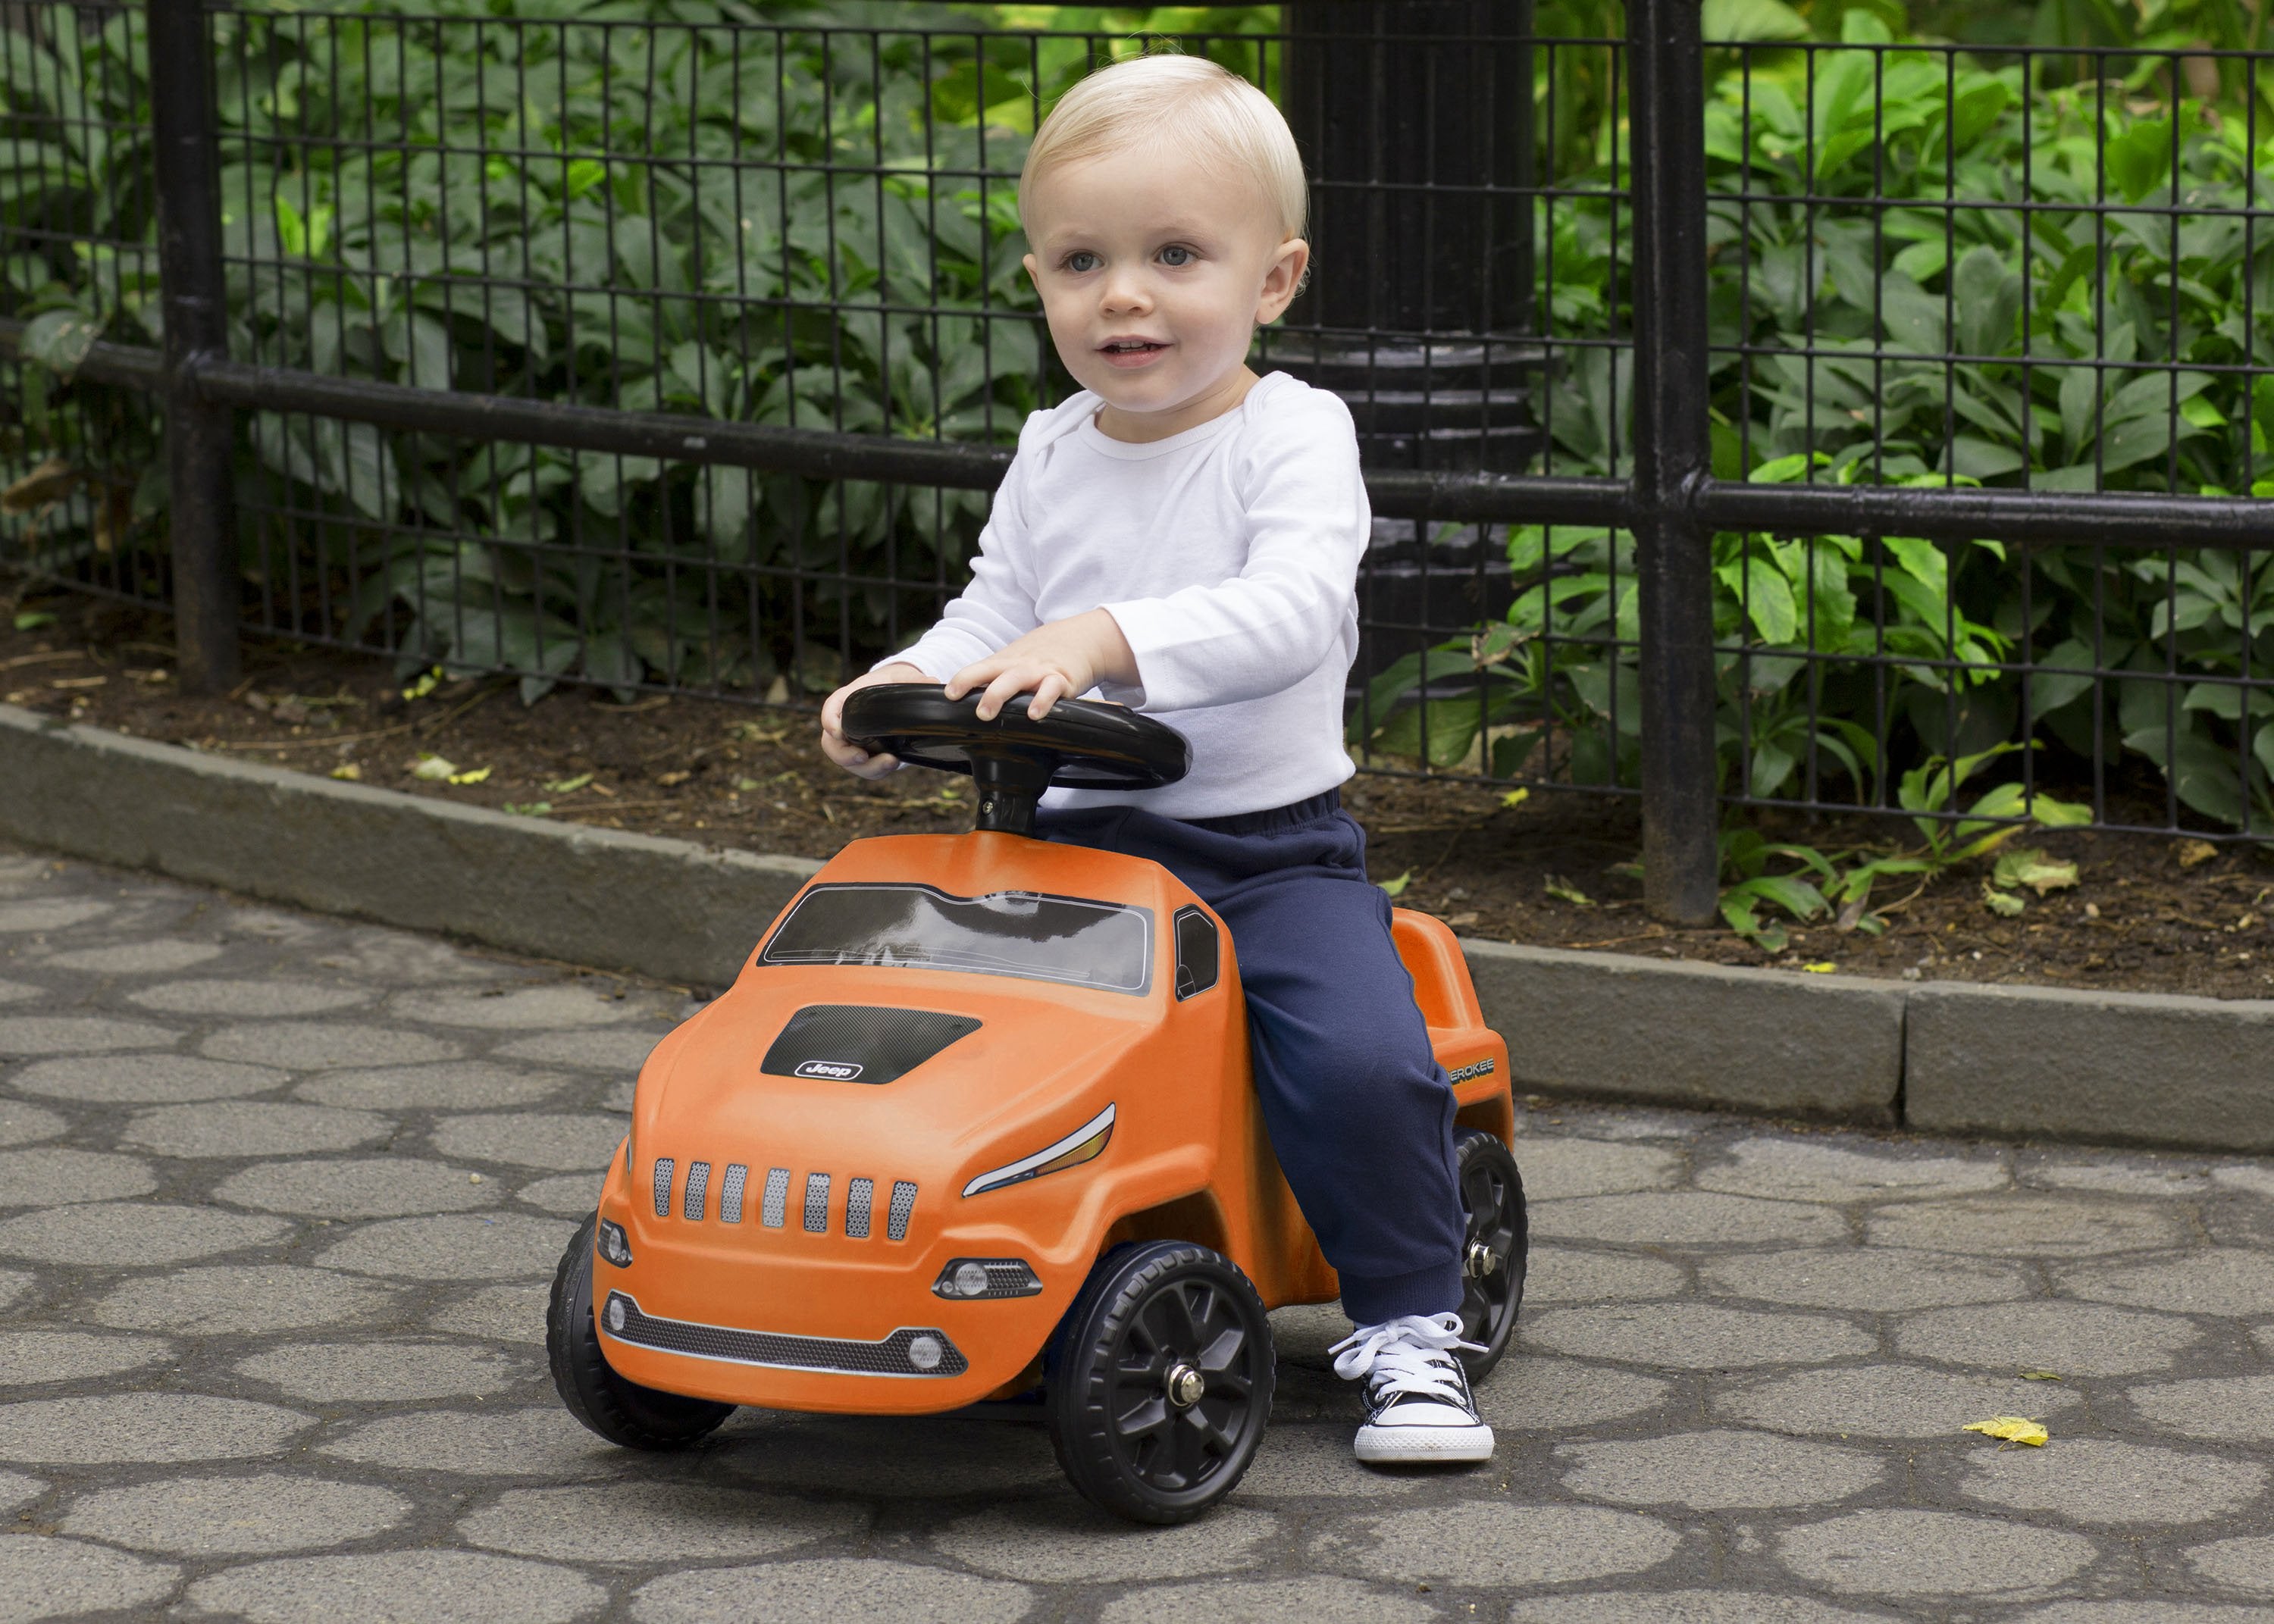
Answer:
[{"left": 1019, "top": 53, "right": 1308, "bottom": 246}]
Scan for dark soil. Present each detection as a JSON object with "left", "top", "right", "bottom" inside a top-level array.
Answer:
[{"left": 8, "top": 576, "right": 2270, "bottom": 1000}]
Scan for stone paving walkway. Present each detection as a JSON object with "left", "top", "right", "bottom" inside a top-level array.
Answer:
[{"left": 2, "top": 842, "right": 2273, "bottom": 1622}]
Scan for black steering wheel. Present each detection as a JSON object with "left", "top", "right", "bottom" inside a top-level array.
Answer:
[{"left": 842, "top": 684, "right": 1189, "bottom": 835}]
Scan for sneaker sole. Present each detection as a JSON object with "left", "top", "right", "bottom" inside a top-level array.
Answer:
[{"left": 1354, "top": 1423, "right": 1495, "bottom": 1464}]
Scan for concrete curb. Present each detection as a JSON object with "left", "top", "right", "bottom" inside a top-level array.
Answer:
[{"left": 5, "top": 702, "right": 2267, "bottom": 1150}]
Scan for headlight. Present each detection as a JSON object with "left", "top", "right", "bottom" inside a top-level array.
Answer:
[
  {"left": 933, "top": 1259, "right": 1043, "bottom": 1299},
  {"left": 597, "top": 1219, "right": 633, "bottom": 1268},
  {"left": 960, "top": 1103, "right": 1115, "bottom": 1198}
]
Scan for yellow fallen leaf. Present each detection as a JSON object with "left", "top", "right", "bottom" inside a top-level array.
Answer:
[
  {"left": 2178, "top": 839, "right": 2219, "bottom": 869},
  {"left": 1545, "top": 875, "right": 1595, "bottom": 907},
  {"left": 1500, "top": 787, "right": 1530, "bottom": 811},
  {"left": 447, "top": 766, "right": 493, "bottom": 786},
  {"left": 411, "top": 755, "right": 456, "bottom": 782},
  {"left": 1963, "top": 1416, "right": 2048, "bottom": 1447},
  {"left": 2020, "top": 1369, "right": 2062, "bottom": 1381},
  {"left": 1803, "top": 962, "right": 1836, "bottom": 973},
  {"left": 328, "top": 763, "right": 362, "bottom": 782}
]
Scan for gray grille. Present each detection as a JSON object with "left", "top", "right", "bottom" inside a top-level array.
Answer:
[
  {"left": 803, "top": 1173, "right": 831, "bottom": 1234},
  {"left": 652, "top": 1158, "right": 675, "bottom": 1219},
  {"left": 845, "top": 1178, "right": 873, "bottom": 1239},
  {"left": 761, "top": 1168, "right": 789, "bottom": 1228},
  {"left": 719, "top": 1164, "right": 747, "bottom": 1224},
  {"left": 601, "top": 1290, "right": 967, "bottom": 1378},
  {"left": 682, "top": 1161, "right": 710, "bottom": 1222},
  {"left": 887, "top": 1181, "right": 918, "bottom": 1241}
]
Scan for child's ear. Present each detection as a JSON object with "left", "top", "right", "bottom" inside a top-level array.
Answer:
[
  {"left": 1255, "top": 236, "right": 1309, "bottom": 325},
  {"left": 1022, "top": 252, "right": 1040, "bottom": 289}
]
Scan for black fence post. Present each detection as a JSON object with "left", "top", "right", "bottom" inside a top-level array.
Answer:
[
  {"left": 147, "top": 0, "right": 238, "bottom": 693},
  {"left": 1626, "top": 0, "right": 1718, "bottom": 925}
]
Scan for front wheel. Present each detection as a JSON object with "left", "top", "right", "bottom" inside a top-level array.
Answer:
[
  {"left": 1048, "top": 1241, "right": 1275, "bottom": 1525},
  {"left": 547, "top": 1213, "right": 735, "bottom": 1450},
  {"left": 1453, "top": 1128, "right": 1528, "bottom": 1378}
]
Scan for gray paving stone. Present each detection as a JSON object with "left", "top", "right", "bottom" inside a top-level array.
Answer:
[
  {"left": 0, "top": 1202, "right": 290, "bottom": 1266},
  {"left": 1524, "top": 1303, "right": 1875, "bottom": 1369},
  {"left": 1509, "top": 1137, "right": 1684, "bottom": 1200},
  {"left": 1315, "top": 1501, "right": 1683, "bottom": 1588},
  {"left": 2212, "top": 1164, "right": 2274, "bottom": 1200},
  {"left": 2027, "top": 1157, "right": 2217, "bottom": 1198},
  {"left": 2019, "top": 1606, "right": 2274, "bottom": 1623},
  {"left": 313, "top": 930, "right": 507, "bottom": 985},
  {"left": 1950, "top": 1435, "right": 2265, "bottom": 1525},
  {"left": 215, "top": 1156, "right": 499, "bottom": 1219},
  {"left": 1526, "top": 1247, "right": 1687, "bottom": 1303},
  {"left": 1697, "top": 1137, "right": 2009, "bottom": 1204},
  {"left": 0, "top": 1473, "right": 38, "bottom": 1515},
  {"left": 461, "top": 1482, "right": 866, "bottom": 1564},
  {"left": 428, "top": 1283, "right": 549, "bottom": 1345},
  {"left": 0, "top": 1100, "right": 64, "bottom": 1146},
  {"left": 88, "top": 1264, "right": 399, "bottom": 1334},
  {"left": 1098, "top": 1575, "right": 1436, "bottom": 1624},
  {"left": 1716, "top": 1365, "right": 2084, "bottom": 1439},
  {"left": 61, "top": 1472, "right": 412, "bottom": 1554},
  {"left": 1867, "top": 1194, "right": 2187, "bottom": 1256},
  {"left": 2128, "top": 1374, "right": 2274, "bottom": 1442},
  {"left": 46, "top": 938, "right": 224, "bottom": 975},
  {"left": 1894, "top": 1300, "right": 2201, "bottom": 1377},
  {"left": 2057, "top": 1249, "right": 2274, "bottom": 1317},
  {"left": 1702, "top": 1247, "right": 2031, "bottom": 1312},
  {"left": 1475, "top": 1356, "right": 1674, "bottom": 1432},
  {"left": 186, "top": 1550, "right": 606, "bottom": 1624},
  {"left": 321, "top": 1408, "right": 631, "bottom": 1479},
  {"left": 0, "top": 1330, "right": 168, "bottom": 1385},
  {"left": 392, "top": 983, "right": 656, "bottom": 1030},
  {"left": 0, "top": 1015, "right": 179, "bottom": 1055},
  {"left": 123, "top": 1100, "right": 393, "bottom": 1158},
  {"left": 8, "top": 1053, "right": 287, "bottom": 1103},
  {"left": 430, "top": 1112, "right": 626, "bottom": 1172},
  {"left": 631, "top": 1559, "right": 1032, "bottom": 1624},
  {"left": 0, "top": 899, "right": 111, "bottom": 933},
  {"left": 1507, "top": 1596, "right": 1893, "bottom": 1624},
  {"left": 515, "top": 1172, "right": 603, "bottom": 1216},
  {"left": 1229, "top": 1422, "right": 1432, "bottom": 1500},
  {"left": 215, "top": 904, "right": 327, "bottom": 943},
  {"left": 0, "top": 981, "right": 39, "bottom": 1006},
  {"left": 1777, "top": 1507, "right": 2097, "bottom": 1597},
  {"left": 0, "top": 1393, "right": 310, "bottom": 1463},
  {"left": 318, "top": 1213, "right": 574, "bottom": 1280},
  {"left": 719, "top": 1413, "right": 1062, "bottom": 1497},
  {"left": 0, "top": 1148, "right": 151, "bottom": 1208},
  {"left": 235, "top": 1341, "right": 528, "bottom": 1403},
  {"left": 1531, "top": 1192, "right": 1849, "bottom": 1247},
  {"left": 202, "top": 1021, "right": 463, "bottom": 1069},
  {"left": 0, "top": 1273, "right": 32, "bottom": 1313},
  {"left": 0, "top": 1535, "right": 174, "bottom": 1622},
  {"left": 127, "top": 978, "right": 372, "bottom": 1016},
  {"left": 1558, "top": 1428, "right": 1884, "bottom": 1510},
  {"left": 933, "top": 1502, "right": 1280, "bottom": 1582},
  {"left": 2193, "top": 1535, "right": 2274, "bottom": 1594},
  {"left": 296, "top": 1062, "right": 567, "bottom": 1111},
  {"left": 494, "top": 1029, "right": 662, "bottom": 1073}
]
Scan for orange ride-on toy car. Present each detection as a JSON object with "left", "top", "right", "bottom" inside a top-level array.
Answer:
[{"left": 547, "top": 686, "right": 1528, "bottom": 1522}]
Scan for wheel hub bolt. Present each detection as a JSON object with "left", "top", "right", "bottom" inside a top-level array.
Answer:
[
  {"left": 1164, "top": 1362, "right": 1205, "bottom": 1409},
  {"left": 1464, "top": 1241, "right": 1499, "bottom": 1278}
]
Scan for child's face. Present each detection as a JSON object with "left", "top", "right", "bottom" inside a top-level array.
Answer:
[{"left": 1020, "top": 143, "right": 1307, "bottom": 442}]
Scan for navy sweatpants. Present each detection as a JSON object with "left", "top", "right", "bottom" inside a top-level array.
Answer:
[{"left": 1035, "top": 790, "right": 1466, "bottom": 1325}]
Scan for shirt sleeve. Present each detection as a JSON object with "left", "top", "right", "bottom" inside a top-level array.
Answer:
[
  {"left": 1101, "top": 390, "right": 1368, "bottom": 713},
  {"left": 875, "top": 451, "right": 1042, "bottom": 683}
]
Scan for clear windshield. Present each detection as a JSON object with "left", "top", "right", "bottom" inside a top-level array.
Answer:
[{"left": 759, "top": 884, "right": 1154, "bottom": 995}]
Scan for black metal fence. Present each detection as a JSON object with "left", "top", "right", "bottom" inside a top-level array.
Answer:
[{"left": 7, "top": 1, "right": 2274, "bottom": 920}]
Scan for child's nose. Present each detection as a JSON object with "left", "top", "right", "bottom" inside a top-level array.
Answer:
[{"left": 1098, "top": 269, "right": 1151, "bottom": 313}]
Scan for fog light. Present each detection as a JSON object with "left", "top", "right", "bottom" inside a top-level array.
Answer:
[
  {"left": 605, "top": 1296, "right": 627, "bottom": 1333},
  {"left": 932, "top": 1258, "right": 1043, "bottom": 1300},
  {"left": 907, "top": 1335, "right": 944, "bottom": 1370},
  {"left": 597, "top": 1219, "right": 633, "bottom": 1269}
]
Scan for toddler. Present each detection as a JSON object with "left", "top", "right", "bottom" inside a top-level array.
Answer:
[{"left": 820, "top": 52, "right": 1489, "bottom": 1464}]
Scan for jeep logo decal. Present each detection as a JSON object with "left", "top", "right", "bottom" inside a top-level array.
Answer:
[
  {"left": 794, "top": 1059, "right": 864, "bottom": 1081},
  {"left": 1448, "top": 1058, "right": 1496, "bottom": 1083}
]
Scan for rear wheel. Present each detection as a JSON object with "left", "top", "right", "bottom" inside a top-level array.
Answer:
[
  {"left": 1047, "top": 1241, "right": 1274, "bottom": 1524},
  {"left": 1452, "top": 1128, "right": 1527, "bottom": 1378},
  {"left": 547, "top": 1213, "right": 734, "bottom": 1450}
]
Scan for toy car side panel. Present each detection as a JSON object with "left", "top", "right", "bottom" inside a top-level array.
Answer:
[{"left": 1392, "top": 908, "right": 1515, "bottom": 1146}]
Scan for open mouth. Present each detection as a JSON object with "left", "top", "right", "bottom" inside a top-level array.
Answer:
[{"left": 1100, "top": 340, "right": 1167, "bottom": 355}]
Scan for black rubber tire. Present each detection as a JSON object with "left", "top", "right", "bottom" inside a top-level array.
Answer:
[
  {"left": 1046, "top": 1240, "right": 1275, "bottom": 1525},
  {"left": 547, "top": 1214, "right": 735, "bottom": 1450},
  {"left": 1452, "top": 1128, "right": 1528, "bottom": 1379}
]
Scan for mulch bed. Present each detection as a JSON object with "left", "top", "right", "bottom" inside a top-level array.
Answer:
[{"left": 8, "top": 575, "right": 2269, "bottom": 1000}]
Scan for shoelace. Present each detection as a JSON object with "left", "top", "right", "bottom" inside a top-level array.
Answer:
[{"left": 1328, "top": 1312, "right": 1484, "bottom": 1407}]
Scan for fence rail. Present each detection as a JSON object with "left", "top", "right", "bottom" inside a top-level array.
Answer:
[{"left": 8, "top": 1, "right": 2274, "bottom": 922}]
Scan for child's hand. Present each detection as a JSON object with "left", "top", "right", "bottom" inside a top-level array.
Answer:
[
  {"left": 945, "top": 609, "right": 1137, "bottom": 721},
  {"left": 819, "top": 664, "right": 932, "bottom": 779}
]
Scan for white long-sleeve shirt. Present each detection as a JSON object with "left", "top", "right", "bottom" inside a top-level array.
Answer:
[{"left": 884, "top": 371, "right": 1368, "bottom": 819}]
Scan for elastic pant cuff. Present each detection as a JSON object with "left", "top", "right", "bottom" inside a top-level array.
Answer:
[{"left": 1339, "top": 1261, "right": 1463, "bottom": 1328}]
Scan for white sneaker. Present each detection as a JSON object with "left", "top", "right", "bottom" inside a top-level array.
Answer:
[{"left": 1330, "top": 1312, "right": 1495, "bottom": 1464}]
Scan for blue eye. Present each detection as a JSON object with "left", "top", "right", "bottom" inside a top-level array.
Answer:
[
  {"left": 1065, "top": 251, "right": 1100, "bottom": 274},
  {"left": 1160, "top": 246, "right": 1193, "bottom": 267}
]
